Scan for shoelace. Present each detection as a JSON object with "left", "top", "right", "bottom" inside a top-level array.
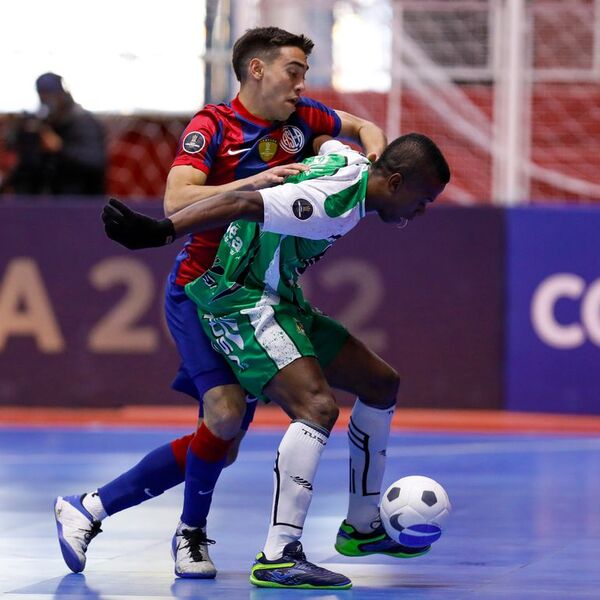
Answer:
[
  {"left": 180, "top": 528, "right": 216, "bottom": 562},
  {"left": 81, "top": 521, "right": 102, "bottom": 547}
]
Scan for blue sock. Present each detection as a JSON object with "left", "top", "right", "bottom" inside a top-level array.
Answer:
[
  {"left": 180, "top": 451, "right": 226, "bottom": 528},
  {"left": 98, "top": 441, "right": 186, "bottom": 515},
  {"left": 181, "top": 423, "right": 232, "bottom": 528}
]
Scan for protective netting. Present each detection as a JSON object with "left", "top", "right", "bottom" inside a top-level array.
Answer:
[{"left": 1, "top": 0, "right": 598, "bottom": 203}]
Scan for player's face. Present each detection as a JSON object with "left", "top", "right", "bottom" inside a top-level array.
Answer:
[
  {"left": 381, "top": 172, "right": 446, "bottom": 224},
  {"left": 259, "top": 46, "right": 308, "bottom": 121}
]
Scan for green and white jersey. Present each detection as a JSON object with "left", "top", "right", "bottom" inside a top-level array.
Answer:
[{"left": 185, "top": 140, "right": 370, "bottom": 314}]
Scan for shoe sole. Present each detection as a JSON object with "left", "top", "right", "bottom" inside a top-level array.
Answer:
[
  {"left": 250, "top": 574, "right": 351, "bottom": 589},
  {"left": 54, "top": 497, "right": 85, "bottom": 573},
  {"left": 175, "top": 568, "right": 217, "bottom": 579},
  {"left": 335, "top": 541, "right": 431, "bottom": 559}
]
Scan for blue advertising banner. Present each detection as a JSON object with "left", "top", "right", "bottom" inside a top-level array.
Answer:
[{"left": 506, "top": 206, "right": 600, "bottom": 414}]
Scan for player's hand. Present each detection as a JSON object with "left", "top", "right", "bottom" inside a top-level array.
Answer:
[
  {"left": 249, "top": 163, "right": 308, "bottom": 190},
  {"left": 102, "top": 198, "right": 176, "bottom": 250}
]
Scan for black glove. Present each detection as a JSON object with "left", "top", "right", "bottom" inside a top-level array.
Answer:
[{"left": 102, "top": 198, "right": 176, "bottom": 250}]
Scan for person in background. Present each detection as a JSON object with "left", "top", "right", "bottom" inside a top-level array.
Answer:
[{"left": 1, "top": 73, "right": 106, "bottom": 195}]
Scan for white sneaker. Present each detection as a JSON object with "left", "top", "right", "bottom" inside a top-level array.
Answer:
[
  {"left": 171, "top": 522, "right": 217, "bottom": 578},
  {"left": 54, "top": 495, "right": 102, "bottom": 572}
]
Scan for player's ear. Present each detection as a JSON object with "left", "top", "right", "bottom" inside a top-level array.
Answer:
[
  {"left": 388, "top": 172, "right": 403, "bottom": 194},
  {"left": 248, "top": 58, "right": 265, "bottom": 80}
]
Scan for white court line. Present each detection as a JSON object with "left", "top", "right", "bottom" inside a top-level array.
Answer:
[{"left": 2, "top": 437, "right": 600, "bottom": 464}]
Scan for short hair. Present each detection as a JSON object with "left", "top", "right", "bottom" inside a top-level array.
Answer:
[
  {"left": 232, "top": 27, "right": 314, "bottom": 83},
  {"left": 373, "top": 133, "right": 451, "bottom": 185}
]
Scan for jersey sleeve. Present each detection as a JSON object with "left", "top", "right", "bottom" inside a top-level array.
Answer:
[
  {"left": 171, "top": 108, "right": 223, "bottom": 175},
  {"left": 295, "top": 97, "right": 342, "bottom": 138},
  {"left": 318, "top": 139, "right": 371, "bottom": 166},
  {"left": 259, "top": 164, "right": 368, "bottom": 240}
]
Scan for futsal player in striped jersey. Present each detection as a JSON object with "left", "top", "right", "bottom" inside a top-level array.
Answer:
[{"left": 54, "top": 27, "right": 388, "bottom": 580}]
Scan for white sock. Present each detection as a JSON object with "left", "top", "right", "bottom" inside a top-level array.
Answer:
[
  {"left": 347, "top": 399, "right": 394, "bottom": 533},
  {"left": 176, "top": 521, "right": 202, "bottom": 534},
  {"left": 82, "top": 490, "right": 107, "bottom": 521},
  {"left": 263, "top": 420, "right": 329, "bottom": 560}
]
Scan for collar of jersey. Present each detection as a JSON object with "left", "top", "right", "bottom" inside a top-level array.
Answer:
[{"left": 231, "top": 95, "right": 276, "bottom": 127}]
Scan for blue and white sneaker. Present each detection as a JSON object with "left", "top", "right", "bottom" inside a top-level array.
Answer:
[
  {"left": 250, "top": 541, "right": 352, "bottom": 589},
  {"left": 54, "top": 495, "right": 102, "bottom": 573},
  {"left": 171, "top": 522, "right": 217, "bottom": 579}
]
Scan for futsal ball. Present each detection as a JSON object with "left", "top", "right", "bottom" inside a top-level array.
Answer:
[{"left": 380, "top": 475, "right": 451, "bottom": 548}]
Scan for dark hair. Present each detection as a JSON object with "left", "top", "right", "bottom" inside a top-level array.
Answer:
[
  {"left": 373, "top": 133, "right": 451, "bottom": 184},
  {"left": 232, "top": 27, "right": 314, "bottom": 82},
  {"left": 36, "top": 72, "right": 65, "bottom": 93}
]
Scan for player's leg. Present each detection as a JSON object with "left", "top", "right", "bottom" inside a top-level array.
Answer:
[
  {"left": 251, "top": 356, "right": 350, "bottom": 589},
  {"left": 53, "top": 427, "right": 196, "bottom": 574},
  {"left": 164, "top": 281, "right": 252, "bottom": 578},
  {"left": 173, "top": 383, "right": 251, "bottom": 579},
  {"left": 53, "top": 280, "right": 254, "bottom": 574},
  {"left": 321, "top": 330, "right": 430, "bottom": 559},
  {"left": 199, "top": 304, "right": 350, "bottom": 589}
]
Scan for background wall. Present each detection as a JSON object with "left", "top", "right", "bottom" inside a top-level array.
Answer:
[{"left": 0, "top": 203, "right": 505, "bottom": 410}]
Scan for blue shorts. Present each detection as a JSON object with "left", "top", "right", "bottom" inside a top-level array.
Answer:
[{"left": 164, "top": 274, "right": 255, "bottom": 430}]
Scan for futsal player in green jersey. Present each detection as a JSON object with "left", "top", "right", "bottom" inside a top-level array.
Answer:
[{"left": 104, "top": 133, "right": 450, "bottom": 590}]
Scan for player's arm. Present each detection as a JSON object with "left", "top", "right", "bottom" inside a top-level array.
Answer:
[
  {"left": 164, "top": 163, "right": 307, "bottom": 216},
  {"left": 103, "top": 161, "right": 363, "bottom": 250},
  {"left": 103, "top": 193, "right": 264, "bottom": 250},
  {"left": 335, "top": 110, "right": 387, "bottom": 161}
]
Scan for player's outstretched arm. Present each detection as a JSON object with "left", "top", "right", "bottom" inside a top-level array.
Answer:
[{"left": 102, "top": 193, "right": 265, "bottom": 250}]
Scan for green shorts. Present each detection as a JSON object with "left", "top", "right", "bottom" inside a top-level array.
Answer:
[{"left": 198, "top": 302, "right": 349, "bottom": 399}]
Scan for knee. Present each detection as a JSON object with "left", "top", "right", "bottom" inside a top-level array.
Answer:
[
  {"left": 296, "top": 391, "right": 339, "bottom": 431},
  {"left": 203, "top": 389, "right": 247, "bottom": 440}
]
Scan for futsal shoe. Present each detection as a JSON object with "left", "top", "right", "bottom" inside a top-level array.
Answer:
[
  {"left": 250, "top": 541, "right": 352, "bottom": 590},
  {"left": 54, "top": 495, "right": 102, "bottom": 573},
  {"left": 335, "top": 520, "right": 431, "bottom": 558},
  {"left": 171, "top": 522, "right": 217, "bottom": 579}
]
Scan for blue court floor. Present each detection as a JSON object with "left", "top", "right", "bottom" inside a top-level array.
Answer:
[{"left": 1, "top": 426, "right": 599, "bottom": 599}]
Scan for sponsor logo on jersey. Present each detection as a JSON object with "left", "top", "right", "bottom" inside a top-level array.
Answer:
[
  {"left": 258, "top": 137, "right": 278, "bottom": 161},
  {"left": 292, "top": 198, "right": 314, "bottom": 220},
  {"left": 227, "top": 146, "right": 251, "bottom": 155},
  {"left": 182, "top": 131, "right": 206, "bottom": 154},
  {"left": 280, "top": 125, "right": 305, "bottom": 154},
  {"left": 224, "top": 223, "right": 244, "bottom": 254}
]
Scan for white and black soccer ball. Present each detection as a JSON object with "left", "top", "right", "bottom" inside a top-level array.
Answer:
[{"left": 380, "top": 475, "right": 451, "bottom": 548}]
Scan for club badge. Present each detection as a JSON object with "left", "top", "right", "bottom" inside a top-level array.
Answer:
[
  {"left": 182, "top": 131, "right": 206, "bottom": 154},
  {"left": 280, "top": 125, "right": 305, "bottom": 154}
]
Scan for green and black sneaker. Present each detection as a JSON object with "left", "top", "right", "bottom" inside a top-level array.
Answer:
[
  {"left": 335, "top": 520, "right": 431, "bottom": 558},
  {"left": 250, "top": 540, "right": 352, "bottom": 590}
]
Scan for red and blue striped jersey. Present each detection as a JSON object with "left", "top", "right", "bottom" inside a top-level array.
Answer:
[{"left": 170, "top": 95, "right": 341, "bottom": 285}]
